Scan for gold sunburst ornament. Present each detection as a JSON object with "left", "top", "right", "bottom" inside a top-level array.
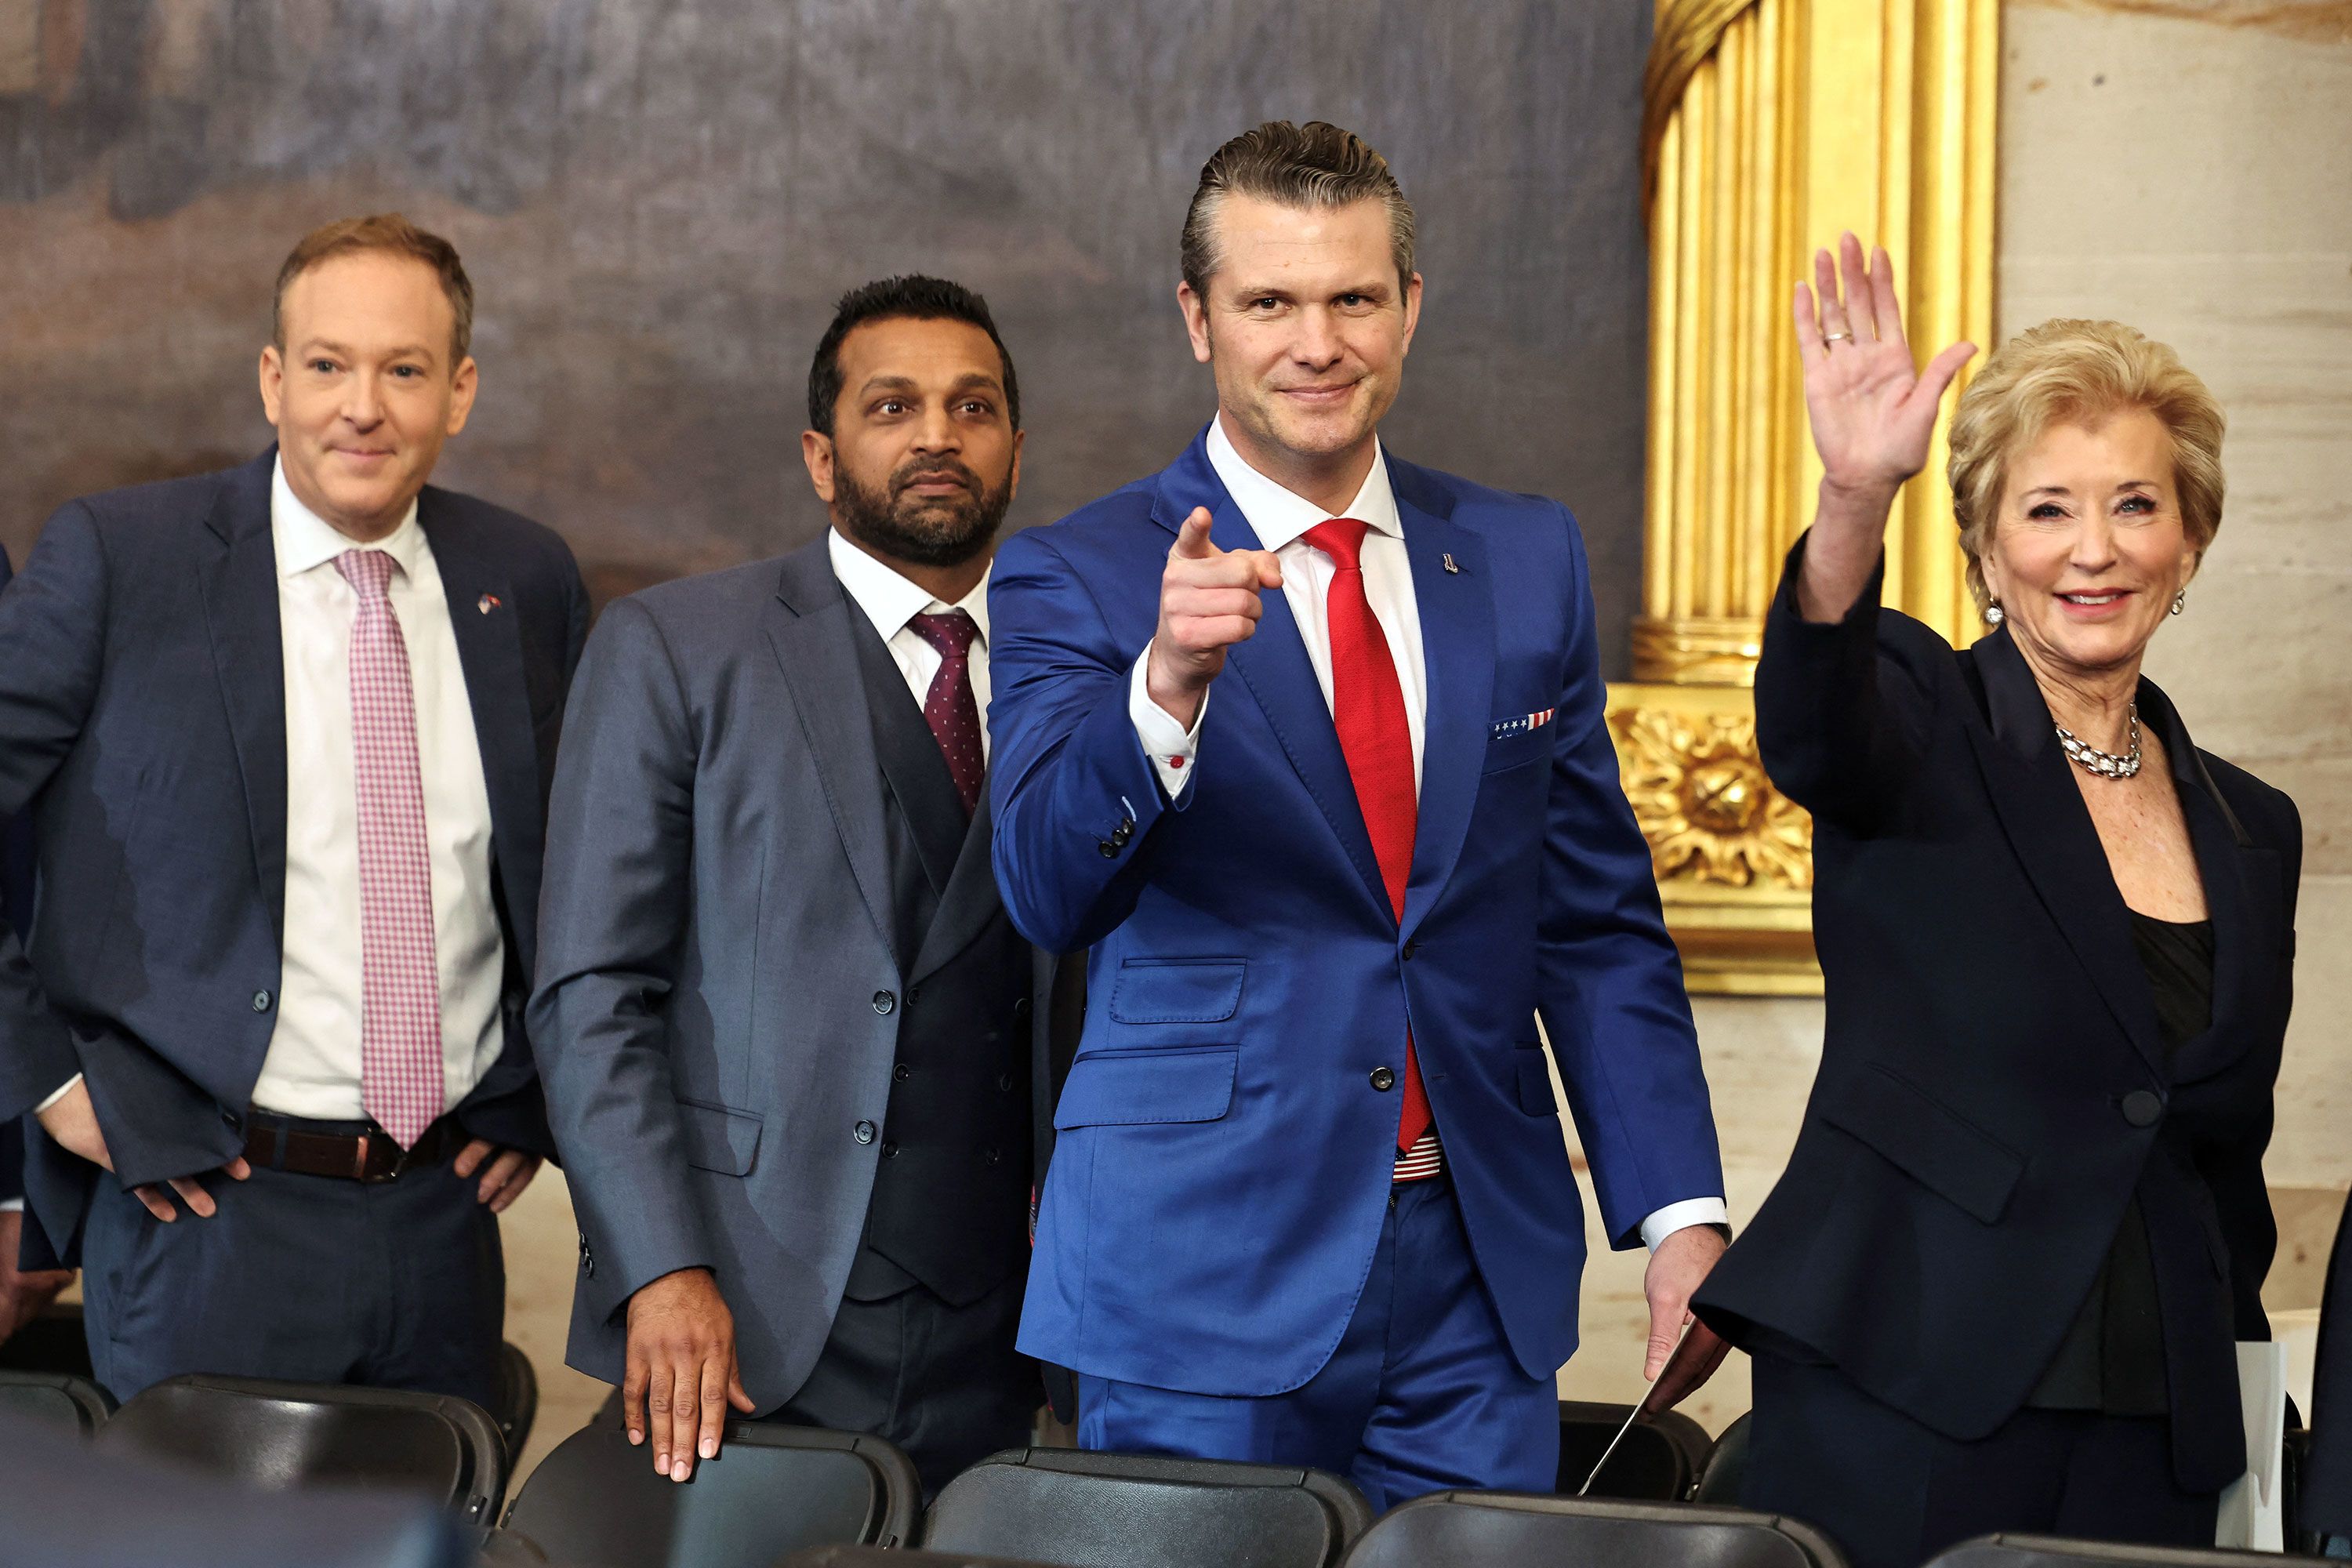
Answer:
[{"left": 1610, "top": 706, "right": 1811, "bottom": 889}]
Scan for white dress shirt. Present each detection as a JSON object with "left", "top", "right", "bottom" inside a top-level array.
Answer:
[
  {"left": 1127, "top": 415, "right": 1727, "bottom": 1250},
  {"left": 255, "top": 459, "right": 506, "bottom": 1121},
  {"left": 829, "top": 529, "right": 993, "bottom": 749}
]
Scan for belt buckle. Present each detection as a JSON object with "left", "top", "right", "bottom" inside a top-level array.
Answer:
[{"left": 352, "top": 1130, "right": 410, "bottom": 1184}]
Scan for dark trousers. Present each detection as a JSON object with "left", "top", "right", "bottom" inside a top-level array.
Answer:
[
  {"left": 1744, "top": 1349, "right": 2220, "bottom": 1568},
  {"left": 763, "top": 1254, "right": 1034, "bottom": 1498},
  {"left": 79, "top": 1139, "right": 504, "bottom": 1411},
  {"left": 1075, "top": 1174, "right": 1559, "bottom": 1515}
]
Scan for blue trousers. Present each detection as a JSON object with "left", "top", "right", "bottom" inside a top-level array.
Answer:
[
  {"left": 1077, "top": 1174, "right": 1559, "bottom": 1513},
  {"left": 80, "top": 1142, "right": 505, "bottom": 1410}
]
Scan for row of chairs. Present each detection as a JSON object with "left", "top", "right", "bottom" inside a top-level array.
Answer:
[{"left": 0, "top": 1367, "right": 2305, "bottom": 1568}]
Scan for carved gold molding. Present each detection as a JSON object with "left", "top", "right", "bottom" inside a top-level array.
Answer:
[{"left": 1610, "top": 0, "right": 1998, "bottom": 994}]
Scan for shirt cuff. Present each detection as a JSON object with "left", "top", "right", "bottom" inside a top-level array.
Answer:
[
  {"left": 0, "top": 1199, "right": 21, "bottom": 1214},
  {"left": 1639, "top": 1196, "right": 1730, "bottom": 1251},
  {"left": 1128, "top": 644, "right": 1206, "bottom": 798},
  {"left": 34, "top": 1074, "right": 81, "bottom": 1116}
]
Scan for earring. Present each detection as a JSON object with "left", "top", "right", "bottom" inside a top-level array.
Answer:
[
  {"left": 1985, "top": 602, "right": 2005, "bottom": 626},
  {"left": 2170, "top": 590, "right": 2187, "bottom": 616}
]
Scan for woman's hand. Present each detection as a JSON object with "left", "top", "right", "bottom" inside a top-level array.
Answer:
[{"left": 1792, "top": 233, "right": 1976, "bottom": 622}]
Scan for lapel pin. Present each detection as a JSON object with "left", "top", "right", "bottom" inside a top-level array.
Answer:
[
  {"left": 477, "top": 594, "right": 502, "bottom": 615},
  {"left": 1443, "top": 554, "right": 1460, "bottom": 575}
]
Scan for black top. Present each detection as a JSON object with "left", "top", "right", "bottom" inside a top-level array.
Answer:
[
  {"left": 2028, "top": 910, "right": 2216, "bottom": 1414},
  {"left": 1693, "top": 535, "right": 2301, "bottom": 1495}
]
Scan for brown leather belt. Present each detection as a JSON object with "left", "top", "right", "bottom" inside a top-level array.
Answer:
[{"left": 240, "top": 1111, "right": 461, "bottom": 1183}]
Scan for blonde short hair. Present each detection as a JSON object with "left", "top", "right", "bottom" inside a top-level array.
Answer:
[{"left": 1946, "top": 318, "right": 2225, "bottom": 615}]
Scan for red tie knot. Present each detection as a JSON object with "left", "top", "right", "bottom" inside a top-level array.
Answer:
[
  {"left": 908, "top": 608, "right": 979, "bottom": 660},
  {"left": 1303, "top": 517, "right": 1372, "bottom": 572}
]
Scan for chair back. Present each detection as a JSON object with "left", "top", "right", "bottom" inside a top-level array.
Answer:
[
  {"left": 96, "top": 1374, "right": 507, "bottom": 1526},
  {"left": 0, "top": 1370, "right": 113, "bottom": 1436},
  {"left": 499, "top": 1417, "right": 920, "bottom": 1568},
  {"left": 1338, "top": 1491, "right": 1846, "bottom": 1568},
  {"left": 1555, "top": 1399, "right": 1715, "bottom": 1500},
  {"left": 1695, "top": 1411, "right": 1753, "bottom": 1504},
  {"left": 775, "top": 1549, "right": 1058, "bottom": 1567},
  {"left": 493, "top": 1341, "right": 540, "bottom": 1459},
  {"left": 1925, "top": 1536, "right": 2296, "bottom": 1567},
  {"left": 920, "top": 1446, "right": 1373, "bottom": 1568}
]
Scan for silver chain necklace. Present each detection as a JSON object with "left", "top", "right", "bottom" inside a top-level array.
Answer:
[{"left": 2055, "top": 702, "right": 2142, "bottom": 779}]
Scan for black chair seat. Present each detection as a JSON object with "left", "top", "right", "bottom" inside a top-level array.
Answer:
[
  {"left": 96, "top": 1374, "right": 507, "bottom": 1526},
  {"left": 499, "top": 1415, "right": 920, "bottom": 1568},
  {"left": 0, "top": 1370, "right": 113, "bottom": 1436},
  {"left": 493, "top": 1341, "right": 539, "bottom": 1458},
  {"left": 1925, "top": 1535, "right": 2292, "bottom": 1567},
  {"left": 776, "top": 1549, "right": 1060, "bottom": 1567},
  {"left": 1338, "top": 1491, "right": 1847, "bottom": 1568},
  {"left": 920, "top": 1446, "right": 1373, "bottom": 1568},
  {"left": 1696, "top": 1410, "right": 1752, "bottom": 1504},
  {"left": 1556, "top": 1399, "right": 1715, "bottom": 1500}
]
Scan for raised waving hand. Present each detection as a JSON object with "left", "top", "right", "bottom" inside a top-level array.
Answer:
[{"left": 1793, "top": 232, "right": 1976, "bottom": 622}]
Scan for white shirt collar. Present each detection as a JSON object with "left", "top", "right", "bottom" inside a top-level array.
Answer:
[
  {"left": 1203, "top": 412, "right": 1401, "bottom": 552},
  {"left": 826, "top": 528, "right": 992, "bottom": 646},
  {"left": 271, "top": 456, "right": 426, "bottom": 583}
]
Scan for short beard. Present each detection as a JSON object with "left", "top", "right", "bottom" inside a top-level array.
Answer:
[{"left": 832, "top": 455, "right": 1011, "bottom": 570}]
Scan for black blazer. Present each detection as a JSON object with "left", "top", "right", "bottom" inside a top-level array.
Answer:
[
  {"left": 0, "top": 449, "right": 588, "bottom": 1265},
  {"left": 1695, "top": 535, "right": 2300, "bottom": 1494},
  {"left": 2306, "top": 1195, "right": 2352, "bottom": 1537},
  {"left": 0, "top": 546, "right": 24, "bottom": 1211}
]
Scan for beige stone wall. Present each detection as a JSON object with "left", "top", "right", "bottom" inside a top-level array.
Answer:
[{"left": 499, "top": 0, "right": 2352, "bottom": 1472}]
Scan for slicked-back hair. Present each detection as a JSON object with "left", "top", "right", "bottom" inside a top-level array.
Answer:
[
  {"left": 807, "top": 275, "right": 1020, "bottom": 438},
  {"left": 1181, "top": 120, "right": 1417, "bottom": 300},
  {"left": 1947, "top": 318, "right": 2226, "bottom": 616},
  {"left": 273, "top": 213, "right": 474, "bottom": 365}
]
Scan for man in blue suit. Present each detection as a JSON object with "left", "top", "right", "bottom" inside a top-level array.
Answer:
[
  {"left": 0, "top": 215, "right": 586, "bottom": 1405},
  {"left": 988, "top": 121, "right": 1728, "bottom": 1506}
]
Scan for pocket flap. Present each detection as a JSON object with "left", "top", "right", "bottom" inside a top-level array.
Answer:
[
  {"left": 1054, "top": 1047, "right": 1238, "bottom": 1129},
  {"left": 1819, "top": 1064, "right": 2024, "bottom": 1225},
  {"left": 678, "top": 1100, "right": 763, "bottom": 1176},
  {"left": 1515, "top": 1051, "right": 1559, "bottom": 1116},
  {"left": 1108, "top": 959, "right": 1247, "bottom": 1025}
]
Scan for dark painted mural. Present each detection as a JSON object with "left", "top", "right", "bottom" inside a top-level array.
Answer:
[{"left": 1, "top": 0, "right": 1651, "bottom": 669}]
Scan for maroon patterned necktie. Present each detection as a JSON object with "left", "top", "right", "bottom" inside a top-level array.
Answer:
[
  {"left": 908, "top": 610, "right": 985, "bottom": 817},
  {"left": 332, "top": 549, "right": 445, "bottom": 1149}
]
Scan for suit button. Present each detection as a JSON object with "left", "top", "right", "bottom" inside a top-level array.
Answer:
[
  {"left": 1112, "top": 821, "right": 1134, "bottom": 846},
  {"left": 908, "top": 985, "right": 921, "bottom": 1004},
  {"left": 873, "top": 990, "right": 895, "bottom": 1015},
  {"left": 894, "top": 1063, "right": 911, "bottom": 1082},
  {"left": 1370, "top": 1066, "right": 1397, "bottom": 1091},
  {"left": 881, "top": 1142, "right": 899, "bottom": 1160},
  {"left": 1400, "top": 942, "right": 1417, "bottom": 961},
  {"left": 997, "top": 1073, "right": 1015, "bottom": 1093},
  {"left": 221, "top": 1109, "right": 242, "bottom": 1130},
  {"left": 1014, "top": 997, "right": 1033, "bottom": 1022},
  {"left": 1098, "top": 840, "right": 1118, "bottom": 858},
  {"left": 854, "top": 1120, "right": 877, "bottom": 1145},
  {"left": 985, "top": 1148, "right": 1003, "bottom": 1166},
  {"left": 2121, "top": 1090, "right": 2163, "bottom": 1127},
  {"left": 252, "top": 989, "right": 273, "bottom": 1013}
]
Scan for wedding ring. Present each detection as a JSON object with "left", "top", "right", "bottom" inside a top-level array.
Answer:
[{"left": 1823, "top": 330, "right": 1853, "bottom": 343}]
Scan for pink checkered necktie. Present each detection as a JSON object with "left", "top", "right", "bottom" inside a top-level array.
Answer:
[
  {"left": 908, "top": 610, "right": 985, "bottom": 818},
  {"left": 334, "top": 549, "right": 445, "bottom": 1149}
]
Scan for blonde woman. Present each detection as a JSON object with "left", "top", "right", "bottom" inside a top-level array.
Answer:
[{"left": 1695, "top": 236, "right": 2299, "bottom": 1568}]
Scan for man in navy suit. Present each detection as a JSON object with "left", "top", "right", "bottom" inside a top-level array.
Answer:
[
  {"left": 988, "top": 122, "right": 1729, "bottom": 1507},
  {"left": 0, "top": 215, "right": 586, "bottom": 1406}
]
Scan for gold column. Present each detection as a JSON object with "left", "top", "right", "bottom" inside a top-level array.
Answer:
[{"left": 1606, "top": 0, "right": 1998, "bottom": 994}]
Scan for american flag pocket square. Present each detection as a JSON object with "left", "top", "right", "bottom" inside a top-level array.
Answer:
[{"left": 1490, "top": 709, "right": 1556, "bottom": 741}]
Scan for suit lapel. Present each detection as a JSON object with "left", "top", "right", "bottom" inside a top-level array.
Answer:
[
  {"left": 418, "top": 494, "right": 543, "bottom": 973},
  {"left": 1396, "top": 481, "right": 1493, "bottom": 942},
  {"left": 1153, "top": 437, "right": 1390, "bottom": 918},
  {"left": 1962, "top": 629, "right": 2164, "bottom": 1076},
  {"left": 768, "top": 543, "right": 901, "bottom": 971},
  {"left": 911, "top": 775, "right": 1005, "bottom": 986},
  {"left": 195, "top": 452, "right": 289, "bottom": 942},
  {"left": 2145, "top": 682, "right": 2271, "bottom": 1084}
]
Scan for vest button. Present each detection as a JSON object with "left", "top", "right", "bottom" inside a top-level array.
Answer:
[
  {"left": 854, "top": 1120, "right": 877, "bottom": 1145},
  {"left": 1014, "top": 997, "right": 1033, "bottom": 1022},
  {"left": 985, "top": 1148, "right": 1003, "bottom": 1166},
  {"left": 1370, "top": 1066, "right": 1397, "bottom": 1091},
  {"left": 997, "top": 1073, "right": 1015, "bottom": 1093},
  {"left": 2121, "top": 1090, "right": 2163, "bottom": 1128},
  {"left": 894, "top": 1063, "right": 912, "bottom": 1082},
  {"left": 873, "top": 990, "right": 895, "bottom": 1015},
  {"left": 252, "top": 989, "right": 273, "bottom": 1012},
  {"left": 881, "top": 1142, "right": 899, "bottom": 1160}
]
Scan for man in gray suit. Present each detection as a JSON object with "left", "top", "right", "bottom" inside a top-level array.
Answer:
[{"left": 532, "top": 276, "right": 1053, "bottom": 1494}]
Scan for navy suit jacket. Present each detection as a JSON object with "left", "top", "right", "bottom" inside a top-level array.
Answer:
[
  {"left": 0, "top": 450, "right": 588, "bottom": 1265},
  {"left": 987, "top": 429, "right": 1723, "bottom": 1395}
]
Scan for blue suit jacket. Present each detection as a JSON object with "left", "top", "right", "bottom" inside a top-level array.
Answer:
[
  {"left": 0, "top": 450, "right": 587, "bottom": 1265},
  {"left": 988, "top": 429, "right": 1723, "bottom": 1395}
]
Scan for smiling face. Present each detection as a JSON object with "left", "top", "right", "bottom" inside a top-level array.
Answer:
[
  {"left": 1979, "top": 407, "right": 2201, "bottom": 681},
  {"left": 260, "top": 250, "right": 477, "bottom": 542},
  {"left": 1178, "top": 193, "right": 1420, "bottom": 501},
  {"left": 801, "top": 314, "right": 1022, "bottom": 571}
]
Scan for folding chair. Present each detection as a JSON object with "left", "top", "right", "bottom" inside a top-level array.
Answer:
[
  {"left": 1339, "top": 1490, "right": 1847, "bottom": 1568},
  {"left": 0, "top": 1368, "right": 113, "bottom": 1436},
  {"left": 1555, "top": 1398, "right": 1715, "bottom": 1500}
]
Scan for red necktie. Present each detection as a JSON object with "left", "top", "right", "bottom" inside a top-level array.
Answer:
[
  {"left": 1301, "top": 519, "right": 1432, "bottom": 1156},
  {"left": 909, "top": 610, "right": 985, "bottom": 817}
]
